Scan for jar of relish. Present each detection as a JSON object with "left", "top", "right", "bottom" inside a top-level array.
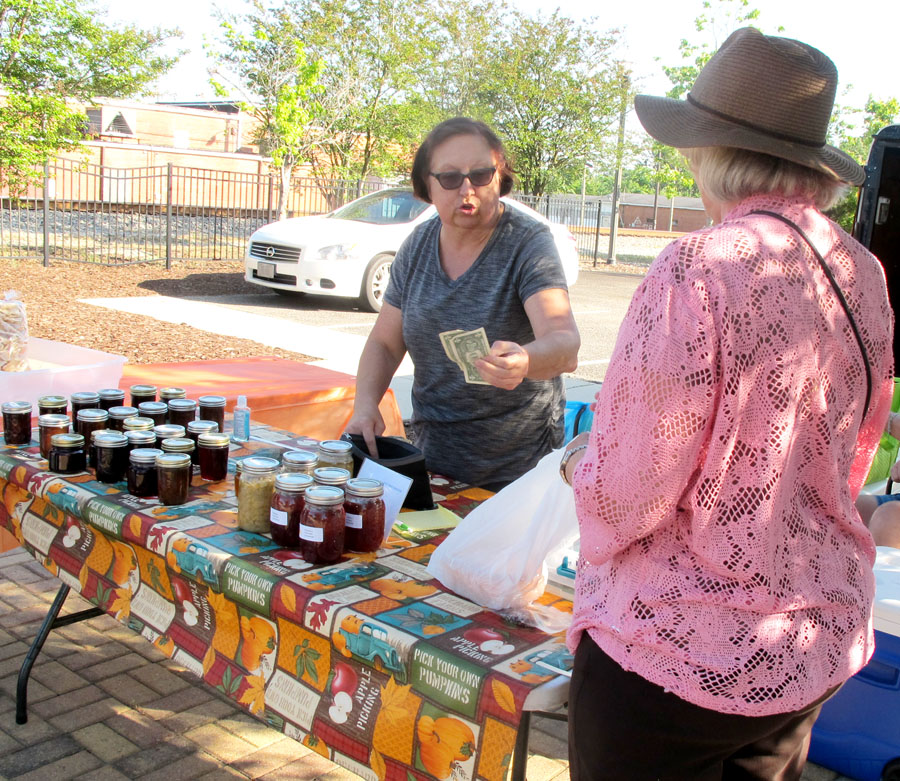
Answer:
[
  {"left": 343, "top": 478, "right": 386, "bottom": 553},
  {"left": 156, "top": 453, "right": 192, "bottom": 505},
  {"left": 49, "top": 433, "right": 86, "bottom": 474},
  {"left": 197, "top": 432, "right": 230, "bottom": 481},
  {"left": 2, "top": 401, "right": 32, "bottom": 446},
  {"left": 316, "top": 440, "right": 355, "bottom": 473},
  {"left": 37, "top": 395, "right": 67, "bottom": 416},
  {"left": 282, "top": 449, "right": 318, "bottom": 475},
  {"left": 198, "top": 395, "right": 226, "bottom": 433},
  {"left": 238, "top": 457, "right": 279, "bottom": 533},
  {"left": 125, "top": 429, "right": 157, "bottom": 454},
  {"left": 154, "top": 424, "right": 185, "bottom": 442},
  {"left": 94, "top": 431, "right": 129, "bottom": 483},
  {"left": 167, "top": 398, "right": 197, "bottom": 429},
  {"left": 127, "top": 448, "right": 164, "bottom": 497},
  {"left": 138, "top": 401, "right": 168, "bottom": 427},
  {"left": 70, "top": 391, "right": 100, "bottom": 417},
  {"left": 299, "top": 486, "right": 345, "bottom": 565},
  {"left": 313, "top": 466, "right": 350, "bottom": 489},
  {"left": 187, "top": 420, "right": 218, "bottom": 465},
  {"left": 97, "top": 388, "right": 125, "bottom": 410},
  {"left": 76, "top": 408, "right": 109, "bottom": 448},
  {"left": 107, "top": 406, "right": 139, "bottom": 432},
  {"left": 129, "top": 384, "right": 157, "bottom": 408},
  {"left": 270, "top": 473, "right": 314, "bottom": 548},
  {"left": 38, "top": 414, "right": 70, "bottom": 459}
]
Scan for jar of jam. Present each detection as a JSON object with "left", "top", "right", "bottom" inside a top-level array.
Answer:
[
  {"left": 198, "top": 395, "right": 226, "bottom": 433},
  {"left": 168, "top": 398, "right": 197, "bottom": 429},
  {"left": 160, "top": 437, "right": 195, "bottom": 461},
  {"left": 316, "top": 440, "right": 355, "bottom": 473},
  {"left": 94, "top": 431, "right": 129, "bottom": 483},
  {"left": 344, "top": 478, "right": 386, "bottom": 552},
  {"left": 313, "top": 466, "right": 351, "bottom": 489},
  {"left": 89, "top": 428, "right": 116, "bottom": 469},
  {"left": 70, "top": 391, "right": 100, "bottom": 417},
  {"left": 38, "top": 414, "right": 70, "bottom": 459},
  {"left": 37, "top": 395, "right": 67, "bottom": 416},
  {"left": 154, "top": 424, "right": 186, "bottom": 442},
  {"left": 187, "top": 420, "right": 218, "bottom": 465},
  {"left": 2, "top": 401, "right": 33, "bottom": 446},
  {"left": 156, "top": 453, "right": 192, "bottom": 505},
  {"left": 197, "top": 432, "right": 230, "bottom": 481},
  {"left": 127, "top": 448, "right": 164, "bottom": 497},
  {"left": 97, "top": 388, "right": 125, "bottom": 410},
  {"left": 48, "top": 433, "right": 86, "bottom": 474},
  {"left": 270, "top": 473, "right": 314, "bottom": 548},
  {"left": 282, "top": 449, "right": 318, "bottom": 475},
  {"left": 234, "top": 459, "right": 243, "bottom": 498},
  {"left": 123, "top": 416, "right": 155, "bottom": 433},
  {"left": 138, "top": 401, "right": 168, "bottom": 427},
  {"left": 159, "top": 387, "right": 187, "bottom": 407},
  {"left": 299, "top": 485, "right": 345, "bottom": 564},
  {"left": 237, "top": 457, "right": 279, "bottom": 533},
  {"left": 130, "top": 384, "right": 157, "bottom": 408},
  {"left": 107, "top": 406, "right": 139, "bottom": 432},
  {"left": 125, "top": 429, "right": 157, "bottom": 453},
  {"left": 76, "top": 408, "right": 109, "bottom": 448}
]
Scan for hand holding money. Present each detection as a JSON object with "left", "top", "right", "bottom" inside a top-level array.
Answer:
[{"left": 439, "top": 327, "right": 529, "bottom": 389}]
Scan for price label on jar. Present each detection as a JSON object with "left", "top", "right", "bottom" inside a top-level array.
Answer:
[
  {"left": 345, "top": 512, "right": 363, "bottom": 529},
  {"left": 270, "top": 508, "right": 288, "bottom": 527},
  {"left": 299, "top": 524, "right": 324, "bottom": 542}
]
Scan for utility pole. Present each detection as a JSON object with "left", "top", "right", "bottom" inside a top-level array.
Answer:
[{"left": 607, "top": 72, "right": 629, "bottom": 265}]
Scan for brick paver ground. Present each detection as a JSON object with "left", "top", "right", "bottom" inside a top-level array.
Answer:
[{"left": 0, "top": 548, "right": 851, "bottom": 780}]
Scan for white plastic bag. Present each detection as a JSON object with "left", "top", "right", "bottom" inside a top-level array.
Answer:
[{"left": 427, "top": 448, "right": 579, "bottom": 610}]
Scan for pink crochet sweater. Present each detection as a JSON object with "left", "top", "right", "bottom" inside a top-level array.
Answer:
[{"left": 568, "top": 194, "right": 895, "bottom": 716}]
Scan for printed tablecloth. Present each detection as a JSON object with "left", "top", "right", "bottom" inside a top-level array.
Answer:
[{"left": 0, "top": 424, "right": 572, "bottom": 781}]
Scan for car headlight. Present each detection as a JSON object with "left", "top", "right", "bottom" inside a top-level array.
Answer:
[{"left": 316, "top": 244, "right": 357, "bottom": 261}]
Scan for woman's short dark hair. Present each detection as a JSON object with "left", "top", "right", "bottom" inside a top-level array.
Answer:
[{"left": 411, "top": 117, "right": 515, "bottom": 202}]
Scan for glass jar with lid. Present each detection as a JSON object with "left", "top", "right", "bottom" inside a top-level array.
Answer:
[
  {"left": 167, "top": 398, "right": 197, "bottom": 429},
  {"left": 94, "top": 431, "right": 129, "bottom": 483},
  {"left": 138, "top": 401, "right": 168, "bottom": 427},
  {"left": 38, "top": 414, "right": 70, "bottom": 459},
  {"left": 126, "top": 429, "right": 157, "bottom": 454},
  {"left": 49, "top": 433, "right": 86, "bottom": 474},
  {"left": 313, "top": 466, "right": 350, "bottom": 489},
  {"left": 129, "top": 384, "right": 157, "bottom": 408},
  {"left": 299, "top": 486, "right": 345, "bottom": 564},
  {"left": 158, "top": 387, "right": 187, "bottom": 404},
  {"left": 157, "top": 453, "right": 192, "bottom": 505},
  {"left": 237, "top": 457, "right": 279, "bottom": 533},
  {"left": 270, "top": 473, "right": 314, "bottom": 548},
  {"left": 198, "top": 432, "right": 230, "bottom": 481},
  {"left": 344, "top": 478, "right": 386, "bottom": 553},
  {"left": 89, "top": 428, "right": 116, "bottom": 469},
  {"left": 127, "top": 448, "right": 164, "bottom": 497},
  {"left": 107, "top": 406, "right": 139, "bottom": 432},
  {"left": 187, "top": 420, "right": 218, "bottom": 465},
  {"left": 2, "top": 401, "right": 32, "bottom": 446},
  {"left": 123, "top": 416, "right": 155, "bottom": 433},
  {"left": 281, "top": 449, "right": 318, "bottom": 475},
  {"left": 160, "top": 437, "right": 195, "bottom": 462},
  {"left": 37, "top": 395, "right": 67, "bottom": 416},
  {"left": 76, "top": 408, "right": 109, "bottom": 448},
  {"left": 316, "top": 440, "right": 354, "bottom": 473},
  {"left": 154, "top": 424, "right": 185, "bottom": 442},
  {"left": 70, "top": 391, "right": 100, "bottom": 417},
  {"left": 198, "top": 395, "right": 226, "bottom": 433},
  {"left": 97, "top": 388, "right": 126, "bottom": 410}
]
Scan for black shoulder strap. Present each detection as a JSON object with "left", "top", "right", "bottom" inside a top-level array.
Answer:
[{"left": 750, "top": 209, "right": 872, "bottom": 417}]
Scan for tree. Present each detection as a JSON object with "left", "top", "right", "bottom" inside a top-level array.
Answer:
[{"left": 0, "top": 0, "right": 178, "bottom": 193}]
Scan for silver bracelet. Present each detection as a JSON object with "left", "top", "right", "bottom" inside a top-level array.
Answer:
[{"left": 559, "top": 444, "right": 588, "bottom": 487}]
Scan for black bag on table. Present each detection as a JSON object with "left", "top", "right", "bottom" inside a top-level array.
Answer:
[{"left": 340, "top": 433, "right": 435, "bottom": 510}]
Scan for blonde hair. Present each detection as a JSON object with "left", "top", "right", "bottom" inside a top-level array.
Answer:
[{"left": 681, "top": 147, "right": 847, "bottom": 210}]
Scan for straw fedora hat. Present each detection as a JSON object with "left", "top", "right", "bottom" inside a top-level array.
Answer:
[{"left": 634, "top": 27, "right": 865, "bottom": 185}]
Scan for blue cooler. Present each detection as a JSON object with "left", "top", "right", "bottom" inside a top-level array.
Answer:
[{"left": 808, "top": 547, "right": 900, "bottom": 781}]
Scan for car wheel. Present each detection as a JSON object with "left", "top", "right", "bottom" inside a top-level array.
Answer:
[{"left": 359, "top": 254, "right": 392, "bottom": 313}]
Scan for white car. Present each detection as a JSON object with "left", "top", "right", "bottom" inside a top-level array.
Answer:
[{"left": 244, "top": 188, "right": 580, "bottom": 312}]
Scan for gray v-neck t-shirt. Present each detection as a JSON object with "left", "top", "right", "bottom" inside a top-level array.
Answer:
[{"left": 384, "top": 206, "right": 568, "bottom": 486}]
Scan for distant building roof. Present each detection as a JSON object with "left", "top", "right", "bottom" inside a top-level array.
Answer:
[
  {"left": 615, "top": 192, "right": 705, "bottom": 210},
  {"left": 156, "top": 100, "right": 242, "bottom": 114}
]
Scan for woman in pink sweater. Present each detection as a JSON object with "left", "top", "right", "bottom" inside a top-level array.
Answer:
[{"left": 560, "top": 28, "right": 894, "bottom": 779}]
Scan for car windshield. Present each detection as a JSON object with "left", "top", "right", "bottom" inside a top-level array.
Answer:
[{"left": 330, "top": 190, "right": 429, "bottom": 225}]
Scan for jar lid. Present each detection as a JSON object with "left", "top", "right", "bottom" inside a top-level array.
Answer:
[
  {"left": 71, "top": 391, "right": 99, "bottom": 402},
  {"left": 187, "top": 420, "right": 219, "bottom": 434},
  {"left": 304, "top": 485, "right": 345, "bottom": 506},
  {"left": 98, "top": 388, "right": 125, "bottom": 400},
  {"left": 138, "top": 401, "right": 168, "bottom": 414},
  {"left": 90, "top": 428, "right": 116, "bottom": 442},
  {"left": 283, "top": 449, "right": 318, "bottom": 466},
  {"left": 154, "top": 424, "right": 186, "bottom": 439},
  {"left": 94, "top": 431, "right": 128, "bottom": 448},
  {"left": 130, "top": 384, "right": 157, "bottom": 395},
  {"left": 161, "top": 437, "right": 195, "bottom": 453},
  {"left": 198, "top": 395, "right": 227, "bottom": 407},
  {"left": 198, "top": 432, "right": 230, "bottom": 447},
  {"left": 241, "top": 456, "right": 280, "bottom": 475},
  {"left": 38, "top": 414, "right": 70, "bottom": 426},
  {"left": 108, "top": 406, "right": 139, "bottom": 420},
  {"left": 168, "top": 398, "right": 197, "bottom": 411},
  {"left": 123, "top": 416, "right": 155, "bottom": 431},
  {"left": 235, "top": 460, "right": 244, "bottom": 474},
  {"left": 50, "top": 433, "right": 85, "bottom": 448},
  {"left": 37, "top": 395, "right": 66, "bottom": 407},
  {"left": 76, "top": 408, "right": 109, "bottom": 422},
  {"left": 130, "top": 447, "right": 164, "bottom": 464},
  {"left": 2, "top": 401, "right": 31, "bottom": 413},
  {"left": 313, "top": 466, "right": 351, "bottom": 485},
  {"left": 126, "top": 430, "right": 156, "bottom": 445},
  {"left": 159, "top": 387, "right": 186, "bottom": 399},
  {"left": 156, "top": 452, "right": 191, "bottom": 469},
  {"left": 317, "top": 439, "right": 353, "bottom": 455},
  {"left": 275, "top": 473, "right": 315, "bottom": 492},
  {"left": 346, "top": 477, "right": 384, "bottom": 497}
]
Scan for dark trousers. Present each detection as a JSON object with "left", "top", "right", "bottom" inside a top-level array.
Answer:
[{"left": 568, "top": 632, "right": 836, "bottom": 780}]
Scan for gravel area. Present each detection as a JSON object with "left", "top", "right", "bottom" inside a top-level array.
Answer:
[{"left": 0, "top": 258, "right": 313, "bottom": 364}]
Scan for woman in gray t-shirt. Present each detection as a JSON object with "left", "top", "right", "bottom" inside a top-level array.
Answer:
[{"left": 344, "top": 118, "right": 580, "bottom": 489}]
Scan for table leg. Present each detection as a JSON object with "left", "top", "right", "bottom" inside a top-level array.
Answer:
[{"left": 16, "top": 583, "right": 104, "bottom": 724}]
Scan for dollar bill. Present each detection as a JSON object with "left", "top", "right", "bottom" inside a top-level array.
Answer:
[
  {"left": 448, "top": 327, "right": 491, "bottom": 385},
  {"left": 438, "top": 329, "right": 464, "bottom": 366}
]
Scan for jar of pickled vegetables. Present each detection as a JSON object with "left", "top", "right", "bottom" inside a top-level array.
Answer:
[
  {"left": 237, "top": 457, "right": 279, "bottom": 533},
  {"left": 281, "top": 449, "right": 318, "bottom": 475},
  {"left": 316, "top": 440, "right": 354, "bottom": 473}
]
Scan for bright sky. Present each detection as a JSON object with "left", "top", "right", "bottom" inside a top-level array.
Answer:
[{"left": 101, "top": 0, "right": 896, "bottom": 130}]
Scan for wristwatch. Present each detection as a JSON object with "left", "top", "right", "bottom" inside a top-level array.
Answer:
[{"left": 559, "top": 444, "right": 588, "bottom": 487}]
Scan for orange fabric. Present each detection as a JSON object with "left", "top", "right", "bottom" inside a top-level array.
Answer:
[
  {"left": 120, "top": 357, "right": 404, "bottom": 441},
  {"left": 0, "top": 527, "right": 17, "bottom": 552}
]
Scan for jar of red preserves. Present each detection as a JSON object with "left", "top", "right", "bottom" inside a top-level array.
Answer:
[
  {"left": 94, "top": 431, "right": 129, "bottom": 483},
  {"left": 197, "top": 432, "right": 230, "bottom": 481},
  {"left": 156, "top": 453, "right": 192, "bottom": 505},
  {"left": 167, "top": 398, "right": 197, "bottom": 429},
  {"left": 89, "top": 428, "right": 116, "bottom": 469},
  {"left": 70, "top": 391, "right": 100, "bottom": 417},
  {"left": 129, "top": 384, "right": 157, "bottom": 408},
  {"left": 48, "top": 433, "right": 86, "bottom": 474},
  {"left": 123, "top": 416, "right": 155, "bottom": 433},
  {"left": 107, "top": 406, "right": 139, "bottom": 432},
  {"left": 344, "top": 478, "right": 386, "bottom": 553},
  {"left": 38, "top": 414, "right": 70, "bottom": 459},
  {"left": 138, "top": 401, "right": 168, "bottom": 426},
  {"left": 158, "top": 387, "right": 186, "bottom": 404},
  {"left": 37, "top": 395, "right": 67, "bottom": 416},
  {"left": 299, "top": 485, "right": 345, "bottom": 564},
  {"left": 127, "top": 448, "right": 164, "bottom": 497},
  {"left": 198, "top": 395, "right": 226, "bottom": 433},
  {"left": 97, "top": 388, "right": 125, "bottom": 410},
  {"left": 270, "top": 473, "right": 314, "bottom": 548},
  {"left": 125, "top": 429, "right": 157, "bottom": 454},
  {"left": 187, "top": 420, "right": 219, "bottom": 465},
  {"left": 2, "top": 401, "right": 32, "bottom": 446},
  {"left": 76, "top": 408, "right": 109, "bottom": 448}
]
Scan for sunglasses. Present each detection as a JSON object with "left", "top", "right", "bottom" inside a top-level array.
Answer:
[{"left": 429, "top": 167, "right": 497, "bottom": 190}]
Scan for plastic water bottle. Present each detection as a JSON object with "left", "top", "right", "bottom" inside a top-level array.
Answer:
[{"left": 232, "top": 395, "right": 251, "bottom": 443}]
